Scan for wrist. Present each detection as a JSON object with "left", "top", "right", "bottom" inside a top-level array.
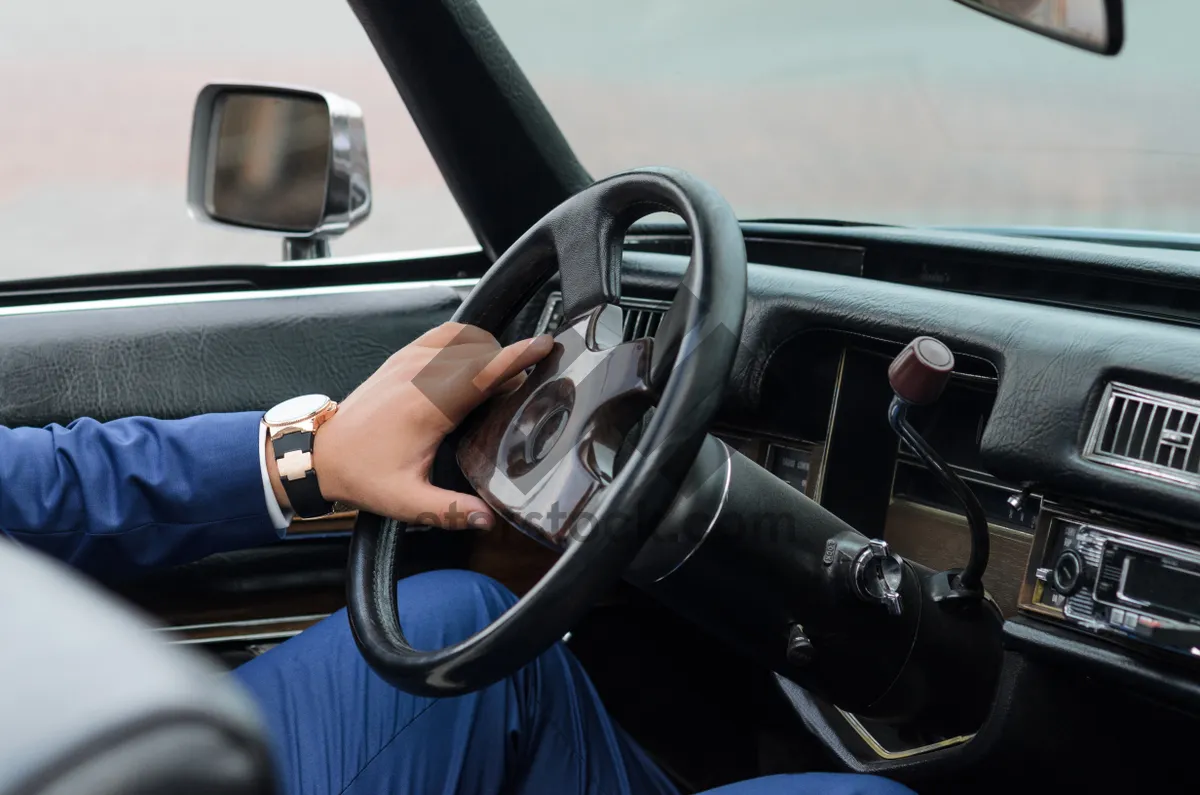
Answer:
[
  {"left": 310, "top": 418, "right": 346, "bottom": 505},
  {"left": 265, "top": 434, "right": 292, "bottom": 512}
]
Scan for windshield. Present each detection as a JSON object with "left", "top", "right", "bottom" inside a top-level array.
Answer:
[{"left": 484, "top": 0, "right": 1199, "bottom": 233}]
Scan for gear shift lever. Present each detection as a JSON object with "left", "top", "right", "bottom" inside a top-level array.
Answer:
[{"left": 887, "top": 337, "right": 989, "bottom": 600}]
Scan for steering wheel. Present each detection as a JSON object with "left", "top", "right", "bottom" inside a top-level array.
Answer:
[{"left": 347, "top": 167, "right": 747, "bottom": 696}]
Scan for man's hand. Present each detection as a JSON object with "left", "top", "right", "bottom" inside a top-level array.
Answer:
[{"left": 267, "top": 323, "right": 553, "bottom": 530}]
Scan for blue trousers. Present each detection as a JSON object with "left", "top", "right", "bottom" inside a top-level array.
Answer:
[{"left": 235, "top": 570, "right": 912, "bottom": 795}]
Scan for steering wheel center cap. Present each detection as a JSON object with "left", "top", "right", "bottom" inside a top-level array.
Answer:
[{"left": 499, "top": 377, "right": 578, "bottom": 479}]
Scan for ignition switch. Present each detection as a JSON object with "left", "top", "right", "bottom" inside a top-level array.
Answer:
[{"left": 852, "top": 539, "right": 904, "bottom": 616}]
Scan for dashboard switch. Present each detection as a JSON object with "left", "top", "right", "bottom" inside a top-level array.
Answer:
[
  {"left": 785, "top": 625, "right": 816, "bottom": 667},
  {"left": 887, "top": 336, "right": 955, "bottom": 405}
]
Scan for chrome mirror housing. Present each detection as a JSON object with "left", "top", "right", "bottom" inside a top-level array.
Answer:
[{"left": 186, "top": 83, "right": 371, "bottom": 260}]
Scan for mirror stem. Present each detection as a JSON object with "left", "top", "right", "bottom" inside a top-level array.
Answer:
[{"left": 283, "top": 237, "right": 331, "bottom": 261}]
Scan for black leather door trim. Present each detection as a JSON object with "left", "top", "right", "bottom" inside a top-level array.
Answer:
[{"left": 0, "top": 281, "right": 469, "bottom": 426}]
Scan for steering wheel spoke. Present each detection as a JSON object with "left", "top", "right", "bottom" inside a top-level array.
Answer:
[{"left": 550, "top": 204, "right": 624, "bottom": 321}]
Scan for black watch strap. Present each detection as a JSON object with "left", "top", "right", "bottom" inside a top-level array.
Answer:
[{"left": 272, "top": 430, "right": 334, "bottom": 519}]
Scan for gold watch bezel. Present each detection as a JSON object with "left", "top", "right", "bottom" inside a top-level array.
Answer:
[{"left": 263, "top": 396, "right": 338, "bottom": 442}]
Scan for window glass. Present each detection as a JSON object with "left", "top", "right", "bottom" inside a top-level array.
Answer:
[{"left": 0, "top": 0, "right": 474, "bottom": 282}]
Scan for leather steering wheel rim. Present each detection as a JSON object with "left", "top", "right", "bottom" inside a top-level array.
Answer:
[{"left": 347, "top": 167, "right": 747, "bottom": 697}]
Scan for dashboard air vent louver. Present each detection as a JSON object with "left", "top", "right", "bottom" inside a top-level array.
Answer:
[
  {"left": 1084, "top": 383, "right": 1200, "bottom": 487},
  {"left": 536, "top": 292, "right": 669, "bottom": 341},
  {"left": 621, "top": 303, "right": 665, "bottom": 341}
]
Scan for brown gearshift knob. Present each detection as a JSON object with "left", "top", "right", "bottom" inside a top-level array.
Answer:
[{"left": 888, "top": 336, "right": 954, "bottom": 405}]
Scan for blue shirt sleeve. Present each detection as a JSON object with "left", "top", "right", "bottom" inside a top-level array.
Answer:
[{"left": 0, "top": 412, "right": 284, "bottom": 580}]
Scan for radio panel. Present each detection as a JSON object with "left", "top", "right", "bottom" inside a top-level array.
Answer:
[{"left": 1020, "top": 505, "right": 1200, "bottom": 660}]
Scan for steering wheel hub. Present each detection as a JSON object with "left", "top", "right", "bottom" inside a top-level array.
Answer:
[{"left": 459, "top": 304, "right": 654, "bottom": 547}]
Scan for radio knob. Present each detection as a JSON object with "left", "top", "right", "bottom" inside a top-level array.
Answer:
[{"left": 1051, "top": 549, "right": 1087, "bottom": 596}]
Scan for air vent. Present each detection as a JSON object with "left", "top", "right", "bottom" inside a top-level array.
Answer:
[
  {"left": 536, "top": 292, "right": 669, "bottom": 341},
  {"left": 621, "top": 300, "right": 666, "bottom": 340},
  {"left": 1084, "top": 383, "right": 1200, "bottom": 487}
]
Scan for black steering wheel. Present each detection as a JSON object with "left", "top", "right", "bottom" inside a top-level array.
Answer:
[{"left": 347, "top": 167, "right": 747, "bottom": 696}]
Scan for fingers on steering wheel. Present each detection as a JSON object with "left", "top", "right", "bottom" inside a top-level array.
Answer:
[
  {"left": 472, "top": 334, "right": 554, "bottom": 395},
  {"left": 397, "top": 482, "right": 495, "bottom": 531}
]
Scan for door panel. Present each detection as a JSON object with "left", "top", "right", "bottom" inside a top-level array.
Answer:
[
  {"left": 0, "top": 276, "right": 476, "bottom": 653},
  {"left": 0, "top": 282, "right": 466, "bottom": 426}
]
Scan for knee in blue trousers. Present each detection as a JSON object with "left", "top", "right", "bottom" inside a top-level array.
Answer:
[{"left": 234, "top": 569, "right": 913, "bottom": 795}]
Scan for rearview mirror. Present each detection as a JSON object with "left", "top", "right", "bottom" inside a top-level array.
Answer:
[
  {"left": 187, "top": 83, "right": 371, "bottom": 259},
  {"left": 952, "top": 0, "right": 1123, "bottom": 55}
]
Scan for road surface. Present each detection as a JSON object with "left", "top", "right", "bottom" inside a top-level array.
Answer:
[{"left": 0, "top": 0, "right": 1197, "bottom": 280}]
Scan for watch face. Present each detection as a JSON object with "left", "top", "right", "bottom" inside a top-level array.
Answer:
[{"left": 265, "top": 394, "right": 331, "bottom": 425}]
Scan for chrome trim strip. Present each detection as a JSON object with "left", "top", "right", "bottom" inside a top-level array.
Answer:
[
  {"left": 160, "top": 613, "right": 332, "bottom": 646},
  {"left": 172, "top": 629, "right": 310, "bottom": 646},
  {"left": 653, "top": 440, "right": 735, "bottom": 583},
  {"left": 1123, "top": 399, "right": 1145, "bottom": 459},
  {"left": 0, "top": 278, "right": 479, "bottom": 318},
  {"left": 835, "top": 708, "right": 974, "bottom": 760},
  {"left": 267, "top": 245, "right": 482, "bottom": 267},
  {"left": 617, "top": 295, "right": 674, "bottom": 311},
  {"left": 161, "top": 613, "right": 332, "bottom": 633},
  {"left": 813, "top": 349, "right": 847, "bottom": 504}
]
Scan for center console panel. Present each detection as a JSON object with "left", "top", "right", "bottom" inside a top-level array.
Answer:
[{"left": 755, "top": 334, "right": 1031, "bottom": 616}]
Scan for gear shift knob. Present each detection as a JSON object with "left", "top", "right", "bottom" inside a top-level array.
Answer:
[{"left": 888, "top": 336, "right": 955, "bottom": 405}]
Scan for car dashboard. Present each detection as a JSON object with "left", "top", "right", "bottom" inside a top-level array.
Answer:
[
  {"left": 547, "top": 221, "right": 1200, "bottom": 773},
  {"left": 47, "top": 219, "right": 1199, "bottom": 783}
]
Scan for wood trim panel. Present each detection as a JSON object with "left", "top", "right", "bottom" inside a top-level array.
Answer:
[
  {"left": 286, "top": 509, "right": 358, "bottom": 535},
  {"left": 884, "top": 499, "right": 1033, "bottom": 617}
]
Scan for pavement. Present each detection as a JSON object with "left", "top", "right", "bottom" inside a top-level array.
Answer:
[{"left": 0, "top": 0, "right": 1198, "bottom": 281}]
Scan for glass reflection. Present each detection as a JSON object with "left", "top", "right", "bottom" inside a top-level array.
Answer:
[
  {"left": 974, "top": 0, "right": 1109, "bottom": 48},
  {"left": 209, "top": 93, "right": 331, "bottom": 232}
]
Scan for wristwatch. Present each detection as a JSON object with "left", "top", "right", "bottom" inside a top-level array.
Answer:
[{"left": 263, "top": 394, "right": 339, "bottom": 519}]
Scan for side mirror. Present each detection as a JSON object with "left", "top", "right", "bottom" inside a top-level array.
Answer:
[
  {"left": 187, "top": 83, "right": 371, "bottom": 260},
  {"left": 952, "top": 0, "right": 1123, "bottom": 55}
]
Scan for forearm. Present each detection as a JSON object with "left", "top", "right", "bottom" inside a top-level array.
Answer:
[{"left": 0, "top": 413, "right": 283, "bottom": 579}]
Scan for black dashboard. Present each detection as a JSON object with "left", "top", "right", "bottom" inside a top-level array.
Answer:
[{"left": 531, "top": 221, "right": 1200, "bottom": 776}]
